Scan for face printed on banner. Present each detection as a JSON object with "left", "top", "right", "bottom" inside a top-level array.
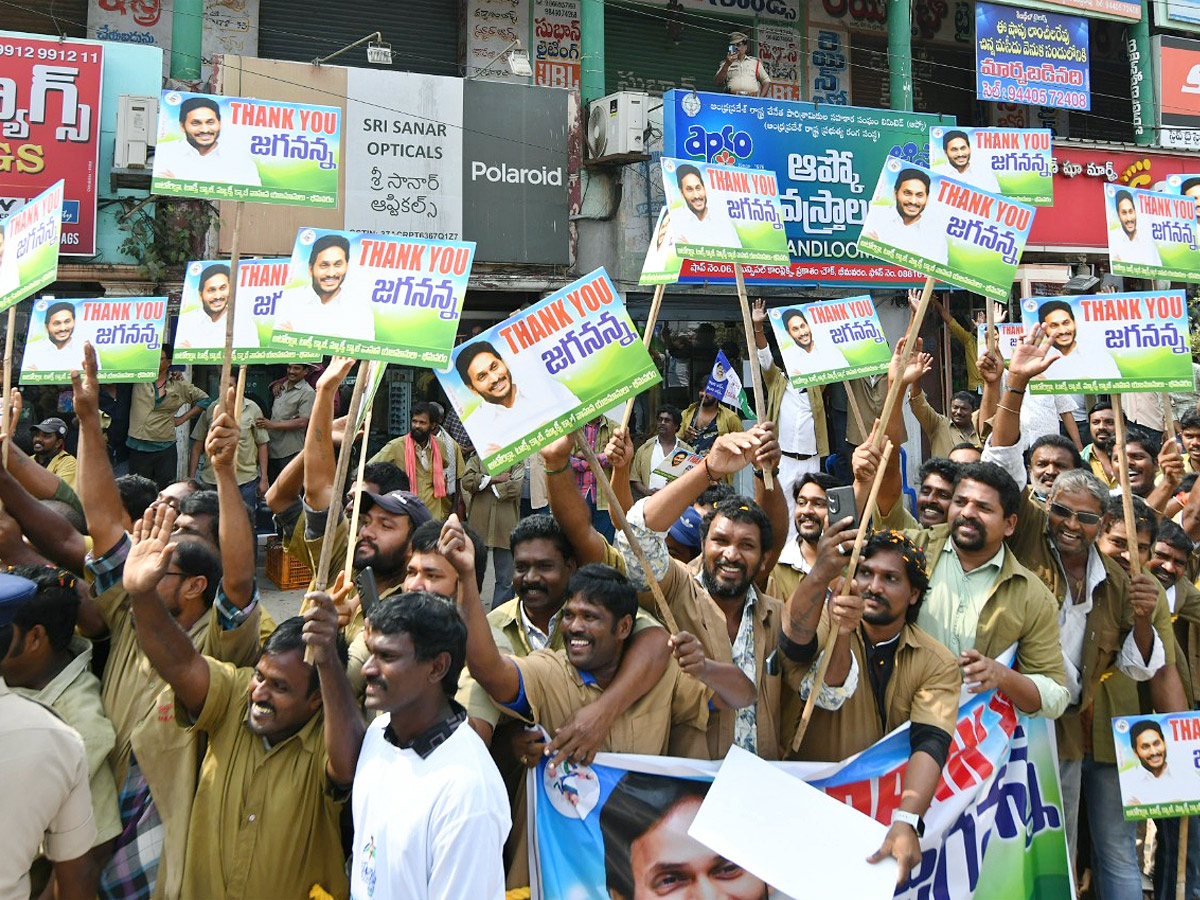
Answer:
[
  {"left": 1133, "top": 723, "right": 1168, "bottom": 777},
  {"left": 1118, "top": 195, "right": 1139, "bottom": 238},
  {"left": 945, "top": 136, "right": 972, "bottom": 173},
  {"left": 44, "top": 305, "right": 75, "bottom": 349},
  {"left": 784, "top": 310, "right": 813, "bottom": 351},
  {"left": 309, "top": 242, "right": 349, "bottom": 302},
  {"left": 1184, "top": 181, "right": 1200, "bottom": 219},
  {"left": 1041, "top": 307, "right": 1076, "bottom": 354},
  {"left": 182, "top": 101, "right": 221, "bottom": 155},
  {"left": 465, "top": 349, "right": 515, "bottom": 407},
  {"left": 200, "top": 269, "right": 230, "bottom": 319},
  {"left": 894, "top": 176, "right": 930, "bottom": 225},
  {"left": 679, "top": 171, "right": 710, "bottom": 219}
]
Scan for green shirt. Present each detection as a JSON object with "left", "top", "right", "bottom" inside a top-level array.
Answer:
[{"left": 919, "top": 543, "right": 1006, "bottom": 657}]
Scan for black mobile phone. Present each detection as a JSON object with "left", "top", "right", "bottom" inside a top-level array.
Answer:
[
  {"left": 355, "top": 566, "right": 380, "bottom": 620},
  {"left": 825, "top": 485, "right": 860, "bottom": 531}
]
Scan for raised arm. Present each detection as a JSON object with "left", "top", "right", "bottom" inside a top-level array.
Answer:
[
  {"left": 122, "top": 503, "right": 211, "bottom": 718},
  {"left": 302, "top": 588, "right": 364, "bottom": 787},
  {"left": 781, "top": 518, "right": 857, "bottom": 647},
  {"left": 264, "top": 450, "right": 305, "bottom": 513},
  {"left": 606, "top": 427, "right": 636, "bottom": 515},
  {"left": 0, "top": 464, "right": 88, "bottom": 574},
  {"left": 71, "top": 344, "right": 127, "bottom": 556},
  {"left": 1146, "top": 437, "right": 1184, "bottom": 518},
  {"left": 303, "top": 357, "right": 356, "bottom": 515},
  {"left": 2, "top": 388, "right": 65, "bottom": 501},
  {"left": 440, "top": 515, "right": 521, "bottom": 703},
  {"left": 976, "top": 344, "right": 1006, "bottom": 445},
  {"left": 543, "top": 434, "right": 610, "bottom": 566},
  {"left": 207, "top": 386, "right": 255, "bottom": 609},
  {"left": 641, "top": 429, "right": 765, "bottom": 532},
  {"left": 751, "top": 421, "right": 787, "bottom": 576}
]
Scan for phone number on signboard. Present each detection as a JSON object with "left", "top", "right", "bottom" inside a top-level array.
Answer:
[
  {"left": 980, "top": 81, "right": 1086, "bottom": 108},
  {"left": 0, "top": 43, "right": 101, "bottom": 62}
]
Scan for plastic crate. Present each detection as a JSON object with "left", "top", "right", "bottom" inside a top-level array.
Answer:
[{"left": 265, "top": 540, "right": 313, "bottom": 591}]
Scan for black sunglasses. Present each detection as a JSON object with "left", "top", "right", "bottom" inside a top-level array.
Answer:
[{"left": 1047, "top": 501, "right": 1103, "bottom": 526}]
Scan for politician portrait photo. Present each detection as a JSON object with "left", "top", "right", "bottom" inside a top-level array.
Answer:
[
  {"left": 776, "top": 307, "right": 848, "bottom": 377},
  {"left": 1109, "top": 189, "right": 1162, "bottom": 269},
  {"left": 931, "top": 129, "right": 1001, "bottom": 195},
  {"left": 176, "top": 263, "right": 261, "bottom": 351},
  {"left": 22, "top": 300, "right": 86, "bottom": 373},
  {"left": 275, "top": 233, "right": 376, "bottom": 343},
  {"left": 863, "top": 166, "right": 949, "bottom": 266},
  {"left": 153, "top": 93, "right": 263, "bottom": 186},
  {"left": 1035, "top": 298, "right": 1120, "bottom": 381},
  {"left": 670, "top": 164, "right": 743, "bottom": 250}
]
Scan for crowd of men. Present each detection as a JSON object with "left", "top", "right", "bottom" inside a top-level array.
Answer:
[{"left": 6, "top": 292, "right": 1200, "bottom": 900}]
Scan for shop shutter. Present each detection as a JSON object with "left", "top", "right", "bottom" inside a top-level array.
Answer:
[
  {"left": 7, "top": 0, "right": 88, "bottom": 38},
  {"left": 257, "top": 0, "right": 458, "bottom": 75},
  {"left": 604, "top": 3, "right": 747, "bottom": 96}
]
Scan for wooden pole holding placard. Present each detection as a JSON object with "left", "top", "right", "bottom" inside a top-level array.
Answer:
[
  {"left": 1111, "top": 395, "right": 1142, "bottom": 578},
  {"left": 872, "top": 276, "right": 936, "bottom": 453},
  {"left": 844, "top": 385, "right": 867, "bottom": 441},
  {"left": 1, "top": 307, "right": 14, "bottom": 469},
  {"left": 216, "top": 201, "right": 245, "bottom": 413},
  {"left": 304, "top": 361, "right": 371, "bottom": 664},
  {"left": 1177, "top": 816, "right": 1189, "bottom": 900},
  {"left": 1163, "top": 392, "right": 1177, "bottom": 445},
  {"left": 791, "top": 440, "right": 893, "bottom": 752},
  {"left": 985, "top": 294, "right": 999, "bottom": 357},
  {"left": 573, "top": 430, "right": 679, "bottom": 634},
  {"left": 343, "top": 377, "right": 379, "bottom": 580},
  {"left": 733, "top": 263, "right": 773, "bottom": 490},
  {"left": 233, "top": 365, "right": 247, "bottom": 419},
  {"left": 618, "top": 282, "right": 667, "bottom": 433}
]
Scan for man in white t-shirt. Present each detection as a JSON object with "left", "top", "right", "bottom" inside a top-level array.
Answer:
[
  {"left": 1111, "top": 190, "right": 1162, "bottom": 269},
  {"left": 22, "top": 300, "right": 82, "bottom": 373},
  {"left": 274, "top": 233, "right": 375, "bottom": 343},
  {"left": 455, "top": 341, "right": 580, "bottom": 457},
  {"left": 154, "top": 95, "right": 262, "bottom": 186},
  {"left": 1126, "top": 720, "right": 1184, "bottom": 807},
  {"left": 864, "top": 167, "right": 949, "bottom": 266},
  {"left": 351, "top": 591, "right": 509, "bottom": 900},
  {"left": 931, "top": 130, "right": 1002, "bottom": 195},
  {"left": 672, "top": 164, "right": 742, "bottom": 250},
  {"left": 176, "top": 263, "right": 260, "bottom": 351}
]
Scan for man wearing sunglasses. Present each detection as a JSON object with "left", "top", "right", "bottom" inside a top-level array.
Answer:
[{"left": 715, "top": 31, "right": 771, "bottom": 97}]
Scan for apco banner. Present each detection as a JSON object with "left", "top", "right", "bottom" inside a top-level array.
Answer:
[
  {"left": 1019, "top": 291, "right": 1193, "bottom": 393},
  {"left": 976, "top": 322, "right": 1026, "bottom": 360},
  {"left": 152, "top": 90, "right": 341, "bottom": 206},
  {"left": 639, "top": 207, "right": 682, "bottom": 285},
  {"left": 271, "top": 228, "right": 474, "bottom": 366},
  {"left": 0, "top": 181, "right": 64, "bottom": 313},
  {"left": 662, "top": 90, "right": 946, "bottom": 287},
  {"left": 659, "top": 158, "right": 788, "bottom": 265},
  {"left": 1166, "top": 173, "right": 1200, "bottom": 218},
  {"left": 859, "top": 158, "right": 1035, "bottom": 302},
  {"left": 173, "top": 258, "right": 320, "bottom": 365},
  {"left": 1104, "top": 183, "right": 1200, "bottom": 281},
  {"left": 530, "top": 689, "right": 1070, "bottom": 900},
  {"left": 438, "top": 268, "right": 659, "bottom": 474},
  {"left": 929, "top": 126, "right": 1054, "bottom": 205},
  {"left": 976, "top": 2, "right": 1091, "bottom": 111},
  {"left": 1114, "top": 712, "right": 1200, "bottom": 819},
  {"left": 20, "top": 296, "right": 166, "bottom": 384},
  {"left": 0, "top": 36, "right": 102, "bottom": 257},
  {"left": 766, "top": 297, "right": 891, "bottom": 389}
]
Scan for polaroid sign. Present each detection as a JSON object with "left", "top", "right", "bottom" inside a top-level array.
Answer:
[{"left": 469, "top": 161, "right": 564, "bottom": 186}]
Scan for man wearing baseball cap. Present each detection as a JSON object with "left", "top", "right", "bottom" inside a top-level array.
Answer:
[{"left": 31, "top": 417, "right": 77, "bottom": 490}]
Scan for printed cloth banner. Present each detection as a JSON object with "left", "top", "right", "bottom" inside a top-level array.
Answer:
[
  {"left": 859, "top": 158, "right": 1035, "bottom": 302},
  {"left": 1114, "top": 712, "right": 1200, "bottom": 820},
  {"left": 1019, "top": 291, "right": 1194, "bottom": 393},
  {"left": 704, "top": 350, "right": 753, "bottom": 416},
  {"left": 659, "top": 158, "right": 789, "bottom": 266},
  {"left": 929, "top": 127, "right": 1054, "bottom": 205},
  {"left": 529, "top": 686, "right": 1070, "bottom": 900},
  {"left": 20, "top": 297, "right": 166, "bottom": 384},
  {"left": 1105, "top": 183, "right": 1200, "bottom": 281},
  {"left": 152, "top": 91, "right": 341, "bottom": 206},
  {"left": 0, "top": 37, "right": 102, "bottom": 256},
  {"left": 652, "top": 450, "right": 704, "bottom": 484},
  {"left": 1166, "top": 173, "right": 1200, "bottom": 218},
  {"left": 0, "top": 182, "right": 64, "bottom": 313},
  {"left": 976, "top": 322, "right": 1026, "bottom": 361},
  {"left": 271, "top": 228, "right": 474, "bottom": 366},
  {"left": 173, "top": 258, "right": 319, "bottom": 365},
  {"left": 975, "top": 2, "right": 1091, "bottom": 111},
  {"left": 639, "top": 207, "right": 683, "bottom": 285},
  {"left": 766, "top": 297, "right": 891, "bottom": 389},
  {"left": 438, "top": 268, "right": 660, "bottom": 474}
]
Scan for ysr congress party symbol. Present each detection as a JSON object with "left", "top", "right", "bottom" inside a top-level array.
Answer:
[{"left": 152, "top": 91, "right": 341, "bottom": 207}]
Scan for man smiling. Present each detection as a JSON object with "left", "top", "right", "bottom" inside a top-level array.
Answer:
[
  {"left": 1036, "top": 300, "right": 1119, "bottom": 380},
  {"left": 154, "top": 95, "right": 261, "bottom": 186},
  {"left": 672, "top": 164, "right": 742, "bottom": 249},
  {"left": 275, "top": 234, "right": 375, "bottom": 342},
  {"left": 176, "top": 263, "right": 259, "bottom": 351},
  {"left": 864, "top": 168, "right": 948, "bottom": 265}
]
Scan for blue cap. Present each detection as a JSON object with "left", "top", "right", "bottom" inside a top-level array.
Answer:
[
  {"left": 0, "top": 574, "right": 37, "bottom": 627},
  {"left": 667, "top": 507, "right": 704, "bottom": 552}
]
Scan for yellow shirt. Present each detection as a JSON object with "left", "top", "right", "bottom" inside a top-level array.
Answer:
[
  {"left": 181, "top": 659, "right": 348, "bottom": 900},
  {"left": 45, "top": 449, "right": 78, "bottom": 490}
]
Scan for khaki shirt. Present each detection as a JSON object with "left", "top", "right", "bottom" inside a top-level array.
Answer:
[
  {"left": 783, "top": 614, "right": 960, "bottom": 762},
  {"left": 848, "top": 376, "right": 906, "bottom": 446},
  {"left": 14, "top": 637, "right": 121, "bottom": 846},
  {"left": 181, "top": 659, "right": 347, "bottom": 900},
  {"left": 1171, "top": 578, "right": 1200, "bottom": 706},
  {"left": 370, "top": 435, "right": 461, "bottom": 520},
  {"left": 98, "top": 586, "right": 265, "bottom": 900},
  {"left": 462, "top": 455, "right": 523, "bottom": 548},
  {"left": 909, "top": 390, "right": 979, "bottom": 459},
  {"left": 128, "top": 379, "right": 209, "bottom": 444},
  {"left": 45, "top": 450, "right": 78, "bottom": 490},
  {"left": 650, "top": 556, "right": 787, "bottom": 759},
  {"left": 192, "top": 399, "right": 269, "bottom": 487},
  {"left": 266, "top": 378, "right": 315, "bottom": 459},
  {"left": 875, "top": 495, "right": 918, "bottom": 531}
]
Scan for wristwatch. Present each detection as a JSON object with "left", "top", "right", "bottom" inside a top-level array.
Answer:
[{"left": 891, "top": 809, "right": 925, "bottom": 836}]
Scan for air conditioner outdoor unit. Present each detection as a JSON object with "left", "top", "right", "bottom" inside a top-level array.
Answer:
[
  {"left": 115, "top": 94, "right": 157, "bottom": 168},
  {"left": 586, "top": 91, "right": 648, "bottom": 159}
]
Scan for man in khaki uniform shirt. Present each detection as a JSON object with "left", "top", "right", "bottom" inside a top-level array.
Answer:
[
  {"left": 31, "top": 417, "right": 78, "bottom": 489},
  {"left": 909, "top": 387, "right": 980, "bottom": 459},
  {"left": 462, "top": 454, "right": 523, "bottom": 608},
  {"left": 190, "top": 398, "right": 270, "bottom": 512},
  {"left": 258, "top": 362, "right": 315, "bottom": 481},
  {"left": 125, "top": 345, "right": 210, "bottom": 490}
]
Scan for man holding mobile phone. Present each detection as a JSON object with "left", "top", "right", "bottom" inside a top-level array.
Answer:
[{"left": 715, "top": 31, "right": 771, "bottom": 97}]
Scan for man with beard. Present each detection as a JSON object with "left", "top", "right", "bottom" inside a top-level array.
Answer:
[
  {"left": 30, "top": 416, "right": 77, "bottom": 489},
  {"left": 298, "top": 357, "right": 432, "bottom": 650},
  {"left": 275, "top": 234, "right": 374, "bottom": 343},
  {"left": 154, "top": 95, "right": 261, "bottom": 186},
  {"left": 672, "top": 164, "right": 742, "bottom": 249},
  {"left": 606, "top": 422, "right": 792, "bottom": 760},
  {"left": 931, "top": 129, "right": 1001, "bottom": 194},
  {"left": 176, "top": 263, "right": 259, "bottom": 352},
  {"left": 370, "top": 403, "right": 455, "bottom": 519},
  {"left": 23, "top": 301, "right": 82, "bottom": 373},
  {"left": 909, "top": 387, "right": 979, "bottom": 460},
  {"left": 1037, "top": 299, "right": 1119, "bottom": 381},
  {"left": 122, "top": 501, "right": 355, "bottom": 899},
  {"left": 680, "top": 387, "right": 743, "bottom": 456},
  {"left": 766, "top": 473, "right": 837, "bottom": 602},
  {"left": 1127, "top": 720, "right": 1180, "bottom": 804},
  {"left": 1110, "top": 189, "right": 1162, "bottom": 268},
  {"left": 1082, "top": 400, "right": 1119, "bottom": 488},
  {"left": 780, "top": 528, "right": 958, "bottom": 886},
  {"left": 863, "top": 168, "right": 948, "bottom": 265}
]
